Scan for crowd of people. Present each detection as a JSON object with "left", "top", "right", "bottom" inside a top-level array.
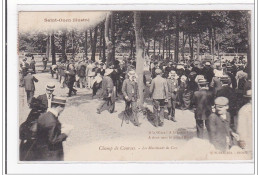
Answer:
[{"left": 19, "top": 54, "right": 252, "bottom": 161}]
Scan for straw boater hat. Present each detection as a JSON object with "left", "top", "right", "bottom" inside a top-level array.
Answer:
[
  {"left": 104, "top": 69, "right": 113, "bottom": 76},
  {"left": 46, "top": 82, "right": 55, "bottom": 91},
  {"left": 205, "top": 61, "right": 211, "bottom": 66},
  {"left": 215, "top": 97, "right": 229, "bottom": 107},
  {"left": 51, "top": 96, "right": 67, "bottom": 105},
  {"left": 168, "top": 70, "right": 179, "bottom": 79},
  {"left": 244, "top": 90, "right": 252, "bottom": 98}
]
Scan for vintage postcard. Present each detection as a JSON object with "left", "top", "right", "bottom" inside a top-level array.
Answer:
[{"left": 18, "top": 9, "right": 253, "bottom": 162}]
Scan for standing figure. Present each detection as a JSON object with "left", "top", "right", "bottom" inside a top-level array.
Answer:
[
  {"left": 42, "top": 56, "right": 48, "bottom": 71},
  {"left": 122, "top": 70, "right": 140, "bottom": 126},
  {"left": 29, "top": 56, "right": 36, "bottom": 74},
  {"left": 36, "top": 82, "right": 55, "bottom": 112},
  {"left": 166, "top": 71, "right": 179, "bottom": 122},
  {"left": 66, "top": 64, "right": 77, "bottom": 97},
  {"left": 35, "top": 97, "right": 73, "bottom": 161},
  {"left": 97, "top": 69, "right": 115, "bottom": 114},
  {"left": 23, "top": 69, "right": 38, "bottom": 105},
  {"left": 192, "top": 78, "right": 214, "bottom": 139},
  {"left": 237, "top": 90, "right": 252, "bottom": 151},
  {"left": 208, "top": 97, "right": 239, "bottom": 151},
  {"left": 150, "top": 69, "right": 168, "bottom": 127}
]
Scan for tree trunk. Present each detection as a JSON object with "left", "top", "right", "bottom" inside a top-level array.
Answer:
[
  {"left": 134, "top": 11, "right": 145, "bottom": 106},
  {"left": 189, "top": 34, "right": 194, "bottom": 60},
  {"left": 111, "top": 12, "right": 116, "bottom": 63},
  {"left": 175, "top": 12, "right": 180, "bottom": 62},
  {"left": 212, "top": 28, "right": 215, "bottom": 61},
  {"left": 99, "top": 25, "right": 103, "bottom": 59},
  {"left": 197, "top": 33, "right": 200, "bottom": 61},
  {"left": 46, "top": 34, "right": 50, "bottom": 59},
  {"left": 130, "top": 38, "right": 134, "bottom": 58},
  {"left": 91, "top": 26, "right": 98, "bottom": 62},
  {"left": 84, "top": 30, "right": 88, "bottom": 59},
  {"left": 61, "top": 31, "right": 67, "bottom": 62},
  {"left": 153, "top": 36, "right": 156, "bottom": 56},
  {"left": 162, "top": 27, "right": 165, "bottom": 59},
  {"left": 247, "top": 12, "right": 251, "bottom": 79},
  {"left": 147, "top": 40, "right": 150, "bottom": 57},
  {"left": 71, "top": 30, "right": 75, "bottom": 59},
  {"left": 51, "top": 33, "right": 56, "bottom": 65},
  {"left": 102, "top": 22, "right": 106, "bottom": 62}
]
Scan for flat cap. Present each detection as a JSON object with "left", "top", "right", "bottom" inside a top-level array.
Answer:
[{"left": 215, "top": 97, "right": 229, "bottom": 106}]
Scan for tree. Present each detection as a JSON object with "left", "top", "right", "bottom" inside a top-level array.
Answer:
[
  {"left": 91, "top": 26, "right": 98, "bottom": 62},
  {"left": 134, "top": 11, "right": 145, "bottom": 106},
  {"left": 51, "top": 32, "right": 56, "bottom": 65},
  {"left": 61, "top": 30, "right": 67, "bottom": 62}
]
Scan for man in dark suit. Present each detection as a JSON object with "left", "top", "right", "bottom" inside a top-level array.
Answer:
[
  {"left": 34, "top": 97, "right": 73, "bottom": 161},
  {"left": 208, "top": 97, "right": 239, "bottom": 151},
  {"left": 36, "top": 83, "right": 55, "bottom": 112},
  {"left": 122, "top": 70, "right": 140, "bottom": 126},
  {"left": 216, "top": 75, "right": 237, "bottom": 131},
  {"left": 97, "top": 69, "right": 115, "bottom": 114},
  {"left": 192, "top": 78, "right": 214, "bottom": 139},
  {"left": 24, "top": 69, "right": 38, "bottom": 105},
  {"left": 66, "top": 64, "right": 77, "bottom": 97}
]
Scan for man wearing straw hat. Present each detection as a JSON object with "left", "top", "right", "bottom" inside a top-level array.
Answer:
[
  {"left": 166, "top": 70, "right": 179, "bottom": 122},
  {"left": 192, "top": 77, "right": 213, "bottom": 139},
  {"left": 34, "top": 97, "right": 73, "bottom": 161},
  {"left": 97, "top": 68, "right": 115, "bottom": 114},
  {"left": 23, "top": 69, "right": 39, "bottom": 105},
  {"left": 150, "top": 68, "right": 169, "bottom": 127},
  {"left": 122, "top": 70, "right": 140, "bottom": 126},
  {"left": 36, "top": 82, "right": 55, "bottom": 112}
]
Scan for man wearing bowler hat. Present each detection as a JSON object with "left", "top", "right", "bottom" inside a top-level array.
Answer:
[
  {"left": 150, "top": 68, "right": 169, "bottom": 127},
  {"left": 192, "top": 77, "right": 214, "bottom": 139},
  {"left": 35, "top": 97, "right": 73, "bottom": 161},
  {"left": 36, "top": 82, "right": 55, "bottom": 112},
  {"left": 23, "top": 69, "right": 38, "bottom": 105}
]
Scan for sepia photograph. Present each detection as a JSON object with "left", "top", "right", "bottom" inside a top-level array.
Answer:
[{"left": 18, "top": 10, "right": 253, "bottom": 162}]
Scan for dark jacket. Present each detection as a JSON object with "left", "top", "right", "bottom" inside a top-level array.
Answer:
[
  {"left": 208, "top": 112, "right": 232, "bottom": 151},
  {"left": 24, "top": 74, "right": 38, "bottom": 91},
  {"left": 36, "top": 94, "right": 54, "bottom": 111},
  {"left": 192, "top": 89, "right": 214, "bottom": 120},
  {"left": 122, "top": 79, "right": 138, "bottom": 101},
  {"left": 101, "top": 75, "right": 114, "bottom": 98},
  {"left": 35, "top": 111, "right": 67, "bottom": 161}
]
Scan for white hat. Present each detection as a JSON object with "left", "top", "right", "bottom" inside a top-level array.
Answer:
[
  {"left": 46, "top": 82, "right": 55, "bottom": 91},
  {"left": 205, "top": 62, "right": 211, "bottom": 66},
  {"left": 104, "top": 69, "right": 113, "bottom": 76}
]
